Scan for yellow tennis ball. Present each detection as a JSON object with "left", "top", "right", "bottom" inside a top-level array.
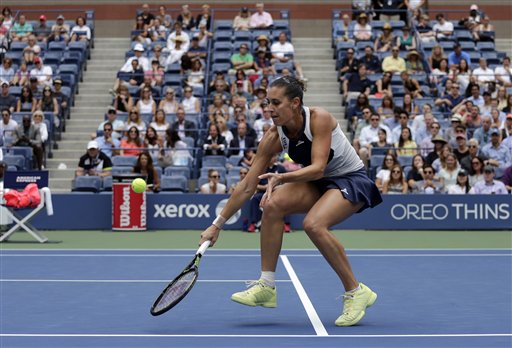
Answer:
[{"left": 132, "top": 178, "right": 146, "bottom": 193}]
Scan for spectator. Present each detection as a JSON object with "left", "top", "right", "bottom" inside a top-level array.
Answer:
[
  {"left": 374, "top": 23, "right": 395, "bottom": 53},
  {"left": 415, "top": 111, "right": 436, "bottom": 145},
  {"left": 12, "top": 62, "right": 30, "bottom": 87},
  {"left": 0, "top": 58, "right": 14, "bottom": 85},
  {"left": 203, "top": 123, "right": 227, "bottom": 156},
  {"left": 229, "top": 43, "right": 255, "bottom": 75},
  {"left": 447, "top": 169, "right": 471, "bottom": 194},
  {"left": 343, "top": 64, "right": 372, "bottom": 105},
  {"left": 353, "top": 13, "right": 372, "bottom": 41},
  {"left": 405, "top": 50, "right": 424, "bottom": 74},
  {"left": 176, "top": 4, "right": 195, "bottom": 30},
  {"left": 194, "top": 20, "right": 212, "bottom": 48},
  {"left": 402, "top": 72, "right": 423, "bottom": 99},
  {"left": 149, "top": 109, "right": 170, "bottom": 139},
  {"left": 428, "top": 44, "right": 446, "bottom": 71},
  {"left": 10, "top": 14, "right": 33, "bottom": 42},
  {"left": 112, "top": 85, "right": 134, "bottom": 113},
  {"left": 30, "top": 57, "right": 53, "bottom": 87},
  {"left": 200, "top": 168, "right": 226, "bottom": 194},
  {"left": 139, "top": 3, "right": 155, "bottom": 27},
  {"left": 157, "top": 129, "right": 188, "bottom": 167},
  {"left": 425, "top": 135, "right": 447, "bottom": 165},
  {"left": 121, "top": 43, "right": 150, "bottom": 72},
  {"left": 229, "top": 122, "right": 256, "bottom": 157},
  {"left": 374, "top": 72, "right": 393, "bottom": 98},
  {"left": 406, "top": 154, "right": 425, "bottom": 188},
  {"left": 467, "top": 155, "right": 485, "bottom": 186},
  {"left": 369, "top": 128, "right": 392, "bottom": 156},
  {"left": 352, "top": 0, "right": 372, "bottom": 19},
  {"left": 136, "top": 86, "right": 157, "bottom": 115},
  {"left": 157, "top": 5, "right": 173, "bottom": 28},
  {"left": 335, "top": 13, "right": 354, "bottom": 43},
  {"left": 360, "top": 46, "right": 381, "bottom": 74},
  {"left": 34, "top": 15, "right": 52, "bottom": 42},
  {"left": 453, "top": 133, "right": 470, "bottom": 162},
  {"left": 380, "top": 0, "right": 404, "bottom": 22},
  {"left": 12, "top": 114, "right": 43, "bottom": 169},
  {"left": 346, "top": 93, "right": 372, "bottom": 124},
  {"left": 184, "top": 60, "right": 204, "bottom": 91},
  {"left": 250, "top": 87, "right": 268, "bottom": 118},
  {"left": 465, "top": 85, "right": 484, "bottom": 108},
  {"left": 37, "top": 85, "right": 59, "bottom": 115},
  {"left": 402, "top": 92, "right": 419, "bottom": 116},
  {"left": 157, "top": 87, "right": 179, "bottom": 115},
  {"left": 382, "top": 46, "right": 406, "bottom": 73},
  {"left": 208, "top": 94, "right": 229, "bottom": 120},
  {"left": 395, "top": 126, "right": 417, "bottom": 156},
  {"left": 375, "top": 153, "right": 399, "bottom": 191},
  {"left": 51, "top": 14, "right": 70, "bottom": 42},
  {"left": 482, "top": 128, "right": 511, "bottom": 170},
  {"left": 124, "top": 109, "right": 145, "bottom": 134},
  {"left": 253, "top": 103, "right": 273, "bottom": 142},
  {"left": 70, "top": 16, "right": 91, "bottom": 42},
  {"left": 131, "top": 14, "right": 149, "bottom": 43},
  {"left": 249, "top": 3, "right": 273, "bottom": 29},
  {"left": 1, "top": 7, "right": 13, "bottom": 30},
  {"left": 469, "top": 165, "right": 508, "bottom": 194},
  {"left": 397, "top": 26, "right": 416, "bottom": 52},
  {"left": 391, "top": 109, "right": 413, "bottom": 143},
  {"left": 472, "top": 115, "right": 493, "bottom": 147},
  {"left": 473, "top": 16, "right": 494, "bottom": 42},
  {"left": 432, "top": 13, "right": 454, "bottom": 40},
  {"left": 180, "top": 86, "right": 201, "bottom": 114},
  {"left": 143, "top": 125, "right": 161, "bottom": 162},
  {"left": 171, "top": 106, "right": 197, "bottom": 142},
  {"left": 195, "top": 4, "right": 211, "bottom": 30},
  {"left": 133, "top": 151, "right": 160, "bottom": 192},
  {"left": 165, "top": 35, "right": 187, "bottom": 67},
  {"left": 377, "top": 96, "right": 395, "bottom": 118},
  {"left": 472, "top": 58, "right": 495, "bottom": 90},
  {"left": 495, "top": 57, "right": 512, "bottom": 88},
  {"left": 435, "top": 82, "right": 464, "bottom": 113},
  {"left": 120, "top": 126, "right": 144, "bottom": 156},
  {"left": 0, "top": 108, "right": 17, "bottom": 143},
  {"left": 228, "top": 167, "right": 249, "bottom": 194},
  {"left": 148, "top": 17, "right": 166, "bottom": 42},
  {"left": 270, "top": 32, "right": 306, "bottom": 80},
  {"left": 448, "top": 43, "right": 471, "bottom": 68},
  {"left": 16, "top": 86, "right": 37, "bottom": 113},
  {"left": 114, "top": 59, "right": 144, "bottom": 92},
  {"left": 233, "top": 7, "right": 251, "bottom": 31},
  {"left": 461, "top": 4, "right": 482, "bottom": 31},
  {"left": 31, "top": 110, "right": 48, "bottom": 144},
  {"left": 438, "top": 153, "right": 460, "bottom": 186},
  {"left": 358, "top": 113, "right": 392, "bottom": 161},
  {"left": 215, "top": 116, "right": 234, "bottom": 145},
  {"left": 253, "top": 34, "right": 272, "bottom": 61},
  {"left": 52, "top": 78, "right": 69, "bottom": 119},
  {"left": 417, "top": 14, "right": 435, "bottom": 43},
  {"left": 76, "top": 140, "right": 112, "bottom": 177},
  {"left": 411, "top": 164, "right": 444, "bottom": 193},
  {"left": 148, "top": 45, "right": 166, "bottom": 68},
  {"left": 383, "top": 165, "right": 408, "bottom": 194},
  {"left": 501, "top": 165, "right": 512, "bottom": 192},
  {"left": 94, "top": 121, "right": 120, "bottom": 159},
  {"left": 338, "top": 48, "right": 359, "bottom": 80}
]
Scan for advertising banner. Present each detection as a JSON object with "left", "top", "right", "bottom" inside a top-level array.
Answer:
[{"left": 112, "top": 183, "right": 146, "bottom": 231}]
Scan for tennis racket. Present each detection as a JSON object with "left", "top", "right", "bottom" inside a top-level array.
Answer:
[{"left": 150, "top": 240, "right": 211, "bottom": 316}]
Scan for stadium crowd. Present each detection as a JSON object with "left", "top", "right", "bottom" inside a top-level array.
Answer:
[{"left": 8, "top": 2, "right": 500, "bottom": 199}]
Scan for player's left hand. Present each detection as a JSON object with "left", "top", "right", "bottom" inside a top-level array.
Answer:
[{"left": 258, "top": 172, "right": 282, "bottom": 207}]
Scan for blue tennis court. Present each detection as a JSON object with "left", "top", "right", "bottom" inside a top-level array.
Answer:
[{"left": 0, "top": 249, "right": 511, "bottom": 347}]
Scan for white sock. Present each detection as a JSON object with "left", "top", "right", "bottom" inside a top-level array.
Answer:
[
  {"left": 346, "top": 284, "right": 361, "bottom": 294},
  {"left": 259, "top": 271, "right": 275, "bottom": 288}
]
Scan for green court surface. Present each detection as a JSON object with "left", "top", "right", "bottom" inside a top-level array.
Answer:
[{"left": 0, "top": 230, "right": 510, "bottom": 250}]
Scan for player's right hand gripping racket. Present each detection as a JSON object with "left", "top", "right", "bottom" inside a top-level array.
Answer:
[{"left": 150, "top": 240, "right": 211, "bottom": 316}]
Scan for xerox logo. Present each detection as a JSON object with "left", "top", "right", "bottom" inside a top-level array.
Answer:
[
  {"left": 215, "top": 199, "right": 241, "bottom": 225},
  {"left": 153, "top": 204, "right": 210, "bottom": 218}
]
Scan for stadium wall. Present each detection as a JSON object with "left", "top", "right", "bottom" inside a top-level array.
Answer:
[{"left": 22, "top": 193, "right": 512, "bottom": 231}]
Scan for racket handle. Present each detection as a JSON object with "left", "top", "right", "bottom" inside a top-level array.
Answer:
[{"left": 197, "top": 240, "right": 211, "bottom": 255}]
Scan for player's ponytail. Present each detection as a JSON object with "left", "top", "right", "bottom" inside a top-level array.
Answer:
[{"left": 270, "top": 76, "right": 306, "bottom": 105}]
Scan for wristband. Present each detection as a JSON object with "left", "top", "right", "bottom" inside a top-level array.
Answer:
[{"left": 212, "top": 215, "right": 227, "bottom": 229}]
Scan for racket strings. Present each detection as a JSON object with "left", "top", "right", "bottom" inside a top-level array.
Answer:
[{"left": 154, "top": 271, "right": 196, "bottom": 311}]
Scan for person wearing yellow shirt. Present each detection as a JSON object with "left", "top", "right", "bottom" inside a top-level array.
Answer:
[{"left": 382, "top": 47, "right": 406, "bottom": 73}]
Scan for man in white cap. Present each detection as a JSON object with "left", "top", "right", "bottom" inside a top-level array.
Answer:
[
  {"left": 75, "top": 140, "right": 113, "bottom": 177},
  {"left": 120, "top": 43, "right": 150, "bottom": 72}
]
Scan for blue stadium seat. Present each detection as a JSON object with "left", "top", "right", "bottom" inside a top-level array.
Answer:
[
  {"left": 111, "top": 166, "right": 133, "bottom": 176},
  {"left": 3, "top": 155, "right": 26, "bottom": 170},
  {"left": 213, "top": 30, "right": 232, "bottom": 42},
  {"left": 112, "top": 156, "right": 137, "bottom": 167},
  {"left": 211, "top": 63, "right": 231, "bottom": 74},
  {"left": 48, "top": 41, "right": 67, "bottom": 52},
  {"left": 390, "top": 20, "right": 405, "bottom": 29},
  {"left": 227, "top": 155, "right": 243, "bottom": 167},
  {"left": 213, "top": 41, "right": 233, "bottom": 52},
  {"left": 273, "top": 19, "right": 290, "bottom": 31},
  {"left": 202, "top": 155, "right": 227, "bottom": 168},
  {"left": 164, "top": 74, "right": 183, "bottom": 87},
  {"left": 102, "top": 176, "right": 113, "bottom": 191},
  {"left": 160, "top": 175, "right": 188, "bottom": 192},
  {"left": 212, "top": 51, "right": 232, "bottom": 64},
  {"left": 215, "top": 20, "right": 233, "bottom": 30},
  {"left": 73, "top": 176, "right": 102, "bottom": 193},
  {"left": 476, "top": 42, "right": 495, "bottom": 51},
  {"left": 164, "top": 166, "right": 191, "bottom": 179},
  {"left": 10, "top": 42, "right": 27, "bottom": 51},
  {"left": 166, "top": 63, "right": 181, "bottom": 74},
  {"left": 459, "top": 41, "right": 475, "bottom": 52},
  {"left": 397, "top": 155, "right": 414, "bottom": 167}
]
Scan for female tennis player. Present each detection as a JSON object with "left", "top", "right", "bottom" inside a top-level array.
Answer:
[{"left": 199, "top": 76, "right": 382, "bottom": 326}]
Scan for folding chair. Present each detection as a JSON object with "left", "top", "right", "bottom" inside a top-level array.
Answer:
[{"left": 0, "top": 171, "right": 53, "bottom": 243}]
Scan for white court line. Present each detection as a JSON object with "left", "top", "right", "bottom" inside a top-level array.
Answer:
[
  {"left": 0, "top": 279, "right": 292, "bottom": 283},
  {"left": 0, "top": 253, "right": 510, "bottom": 257},
  {"left": 0, "top": 333, "right": 510, "bottom": 338},
  {"left": 280, "top": 255, "right": 328, "bottom": 337}
]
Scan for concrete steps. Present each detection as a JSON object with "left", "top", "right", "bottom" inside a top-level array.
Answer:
[{"left": 48, "top": 38, "right": 128, "bottom": 191}]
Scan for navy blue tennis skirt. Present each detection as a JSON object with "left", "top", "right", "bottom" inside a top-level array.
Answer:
[{"left": 312, "top": 168, "right": 383, "bottom": 213}]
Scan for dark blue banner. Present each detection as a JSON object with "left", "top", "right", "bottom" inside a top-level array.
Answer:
[{"left": 25, "top": 193, "right": 512, "bottom": 231}]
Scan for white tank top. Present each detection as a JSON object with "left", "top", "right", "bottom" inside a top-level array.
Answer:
[{"left": 276, "top": 106, "right": 364, "bottom": 177}]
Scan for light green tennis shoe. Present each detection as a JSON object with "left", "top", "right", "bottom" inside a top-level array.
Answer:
[
  {"left": 335, "top": 283, "right": 377, "bottom": 326},
  {"left": 231, "top": 280, "right": 277, "bottom": 308}
]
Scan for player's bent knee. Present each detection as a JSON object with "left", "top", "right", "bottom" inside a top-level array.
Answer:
[
  {"left": 262, "top": 195, "right": 288, "bottom": 218},
  {"left": 302, "top": 217, "right": 327, "bottom": 238}
]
